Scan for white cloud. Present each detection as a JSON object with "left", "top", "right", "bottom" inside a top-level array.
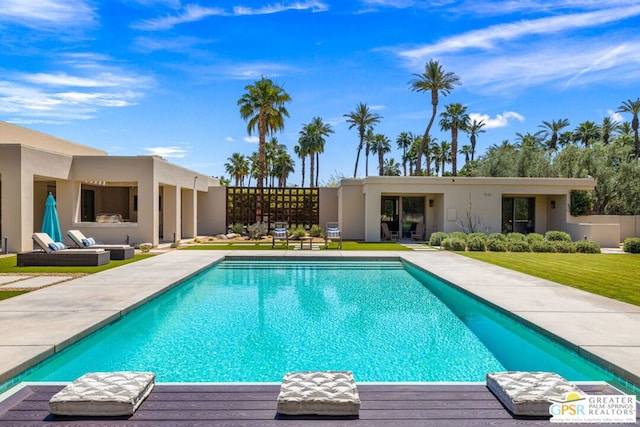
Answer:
[
  {"left": 244, "top": 136, "right": 259, "bottom": 143},
  {"left": 397, "top": 5, "right": 640, "bottom": 64},
  {"left": 133, "top": 1, "right": 328, "bottom": 31},
  {"left": 608, "top": 110, "right": 625, "bottom": 123},
  {"left": 369, "top": 104, "right": 386, "bottom": 111},
  {"left": 0, "top": 0, "right": 96, "bottom": 29},
  {"left": 225, "top": 136, "right": 235, "bottom": 142},
  {"left": 469, "top": 111, "right": 524, "bottom": 129},
  {"left": 145, "top": 146, "right": 189, "bottom": 158}
]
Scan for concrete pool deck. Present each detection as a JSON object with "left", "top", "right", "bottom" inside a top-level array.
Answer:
[{"left": 0, "top": 249, "right": 639, "bottom": 391}]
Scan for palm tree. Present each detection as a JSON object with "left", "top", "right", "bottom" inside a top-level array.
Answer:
[
  {"left": 363, "top": 127, "right": 375, "bottom": 176},
  {"left": 272, "top": 151, "right": 295, "bottom": 187},
  {"left": 538, "top": 118, "right": 570, "bottom": 153},
  {"left": 459, "top": 144, "right": 472, "bottom": 164},
  {"left": 409, "top": 59, "right": 461, "bottom": 175},
  {"left": 382, "top": 158, "right": 402, "bottom": 176},
  {"left": 515, "top": 131, "right": 544, "bottom": 148},
  {"left": 437, "top": 140, "right": 452, "bottom": 176},
  {"left": 344, "top": 103, "right": 381, "bottom": 178},
  {"left": 466, "top": 119, "right": 485, "bottom": 161},
  {"left": 265, "top": 137, "right": 286, "bottom": 187},
  {"left": 298, "top": 117, "right": 333, "bottom": 186},
  {"left": 224, "top": 152, "right": 249, "bottom": 186},
  {"left": 430, "top": 141, "right": 442, "bottom": 176},
  {"left": 600, "top": 117, "right": 619, "bottom": 145},
  {"left": 396, "top": 131, "right": 413, "bottom": 176},
  {"left": 369, "top": 133, "right": 391, "bottom": 175},
  {"left": 617, "top": 98, "right": 640, "bottom": 157},
  {"left": 295, "top": 127, "right": 313, "bottom": 187},
  {"left": 237, "top": 77, "right": 291, "bottom": 188},
  {"left": 573, "top": 121, "right": 601, "bottom": 148},
  {"left": 439, "top": 103, "right": 469, "bottom": 176},
  {"left": 310, "top": 117, "right": 333, "bottom": 186}
]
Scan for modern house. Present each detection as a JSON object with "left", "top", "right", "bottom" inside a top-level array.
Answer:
[{"left": 1, "top": 121, "right": 636, "bottom": 253}]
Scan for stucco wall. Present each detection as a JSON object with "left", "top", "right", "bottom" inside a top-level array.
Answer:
[
  {"left": 318, "top": 187, "right": 338, "bottom": 229},
  {"left": 197, "top": 186, "right": 227, "bottom": 236},
  {"left": 338, "top": 182, "right": 365, "bottom": 240},
  {"left": 1, "top": 121, "right": 106, "bottom": 156}
]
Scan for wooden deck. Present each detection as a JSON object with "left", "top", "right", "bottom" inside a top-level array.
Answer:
[{"left": 1, "top": 383, "right": 637, "bottom": 426}]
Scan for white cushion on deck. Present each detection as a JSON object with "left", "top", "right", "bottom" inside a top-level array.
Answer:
[
  {"left": 49, "top": 372, "right": 155, "bottom": 417},
  {"left": 486, "top": 371, "right": 586, "bottom": 416},
  {"left": 277, "top": 371, "right": 361, "bottom": 416}
]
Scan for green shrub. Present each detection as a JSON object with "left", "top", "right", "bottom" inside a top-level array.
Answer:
[
  {"left": 570, "top": 190, "right": 593, "bottom": 216},
  {"left": 527, "top": 233, "right": 544, "bottom": 244},
  {"left": 290, "top": 225, "right": 307, "bottom": 239},
  {"left": 575, "top": 240, "right": 601, "bottom": 254},
  {"left": 429, "top": 232, "right": 449, "bottom": 246},
  {"left": 553, "top": 241, "right": 577, "bottom": 253},
  {"left": 468, "top": 232, "right": 487, "bottom": 242},
  {"left": 449, "top": 231, "right": 468, "bottom": 242},
  {"left": 467, "top": 236, "right": 486, "bottom": 251},
  {"left": 309, "top": 224, "right": 323, "bottom": 237},
  {"left": 530, "top": 239, "right": 555, "bottom": 253},
  {"left": 623, "top": 237, "right": 640, "bottom": 254},
  {"left": 442, "top": 237, "right": 466, "bottom": 251},
  {"left": 488, "top": 233, "right": 506, "bottom": 241},
  {"left": 229, "top": 223, "right": 244, "bottom": 235},
  {"left": 486, "top": 239, "right": 508, "bottom": 252},
  {"left": 508, "top": 240, "right": 531, "bottom": 252},
  {"left": 545, "top": 230, "right": 572, "bottom": 242},
  {"left": 506, "top": 232, "right": 526, "bottom": 242}
]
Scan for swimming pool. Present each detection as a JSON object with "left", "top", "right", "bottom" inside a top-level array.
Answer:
[{"left": 3, "top": 258, "right": 638, "bottom": 394}]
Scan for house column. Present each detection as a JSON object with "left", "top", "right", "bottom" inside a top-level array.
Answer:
[
  {"left": 163, "top": 185, "right": 180, "bottom": 243},
  {"left": 364, "top": 187, "right": 382, "bottom": 242},
  {"left": 1, "top": 162, "right": 34, "bottom": 253},
  {"left": 181, "top": 188, "right": 197, "bottom": 239}
]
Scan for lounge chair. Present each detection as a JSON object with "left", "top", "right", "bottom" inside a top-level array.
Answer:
[
  {"left": 410, "top": 223, "right": 426, "bottom": 241},
  {"left": 380, "top": 223, "right": 398, "bottom": 241},
  {"left": 272, "top": 222, "right": 289, "bottom": 248},
  {"left": 67, "top": 230, "right": 134, "bottom": 260},
  {"left": 17, "top": 233, "right": 110, "bottom": 266},
  {"left": 324, "top": 222, "right": 342, "bottom": 249}
]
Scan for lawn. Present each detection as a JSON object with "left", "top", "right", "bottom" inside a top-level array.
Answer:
[
  {"left": 0, "top": 253, "right": 154, "bottom": 274},
  {"left": 181, "top": 241, "right": 412, "bottom": 251},
  {"left": 461, "top": 252, "right": 640, "bottom": 306}
]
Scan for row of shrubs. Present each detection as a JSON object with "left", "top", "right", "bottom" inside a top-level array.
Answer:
[
  {"left": 623, "top": 237, "right": 640, "bottom": 254},
  {"left": 228, "top": 223, "right": 326, "bottom": 239},
  {"left": 428, "top": 231, "right": 602, "bottom": 254}
]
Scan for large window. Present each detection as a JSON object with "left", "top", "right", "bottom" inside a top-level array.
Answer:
[
  {"left": 401, "top": 196, "right": 425, "bottom": 238},
  {"left": 502, "top": 197, "right": 535, "bottom": 234}
]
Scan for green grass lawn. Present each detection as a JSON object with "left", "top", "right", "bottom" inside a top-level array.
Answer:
[
  {"left": 0, "top": 253, "right": 155, "bottom": 274},
  {"left": 181, "top": 241, "right": 412, "bottom": 251},
  {"left": 0, "top": 290, "right": 29, "bottom": 301},
  {"left": 461, "top": 252, "right": 640, "bottom": 306}
]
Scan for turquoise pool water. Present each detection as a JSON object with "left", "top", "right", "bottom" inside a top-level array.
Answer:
[{"left": 4, "top": 258, "right": 638, "bottom": 393}]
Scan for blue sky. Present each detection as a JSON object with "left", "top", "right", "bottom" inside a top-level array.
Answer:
[{"left": 1, "top": 0, "right": 639, "bottom": 184}]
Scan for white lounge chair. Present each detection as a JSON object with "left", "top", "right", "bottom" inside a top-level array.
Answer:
[
  {"left": 272, "top": 222, "right": 289, "bottom": 248},
  {"left": 67, "top": 230, "right": 134, "bottom": 260},
  {"left": 17, "top": 233, "right": 110, "bottom": 266},
  {"left": 324, "top": 222, "right": 342, "bottom": 249}
]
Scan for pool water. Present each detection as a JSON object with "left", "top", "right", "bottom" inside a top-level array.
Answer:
[{"left": 6, "top": 258, "right": 639, "bottom": 393}]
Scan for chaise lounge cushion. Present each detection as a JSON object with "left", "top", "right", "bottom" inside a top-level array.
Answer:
[
  {"left": 486, "top": 371, "right": 586, "bottom": 417},
  {"left": 49, "top": 372, "right": 155, "bottom": 417},
  {"left": 277, "top": 371, "right": 360, "bottom": 416}
]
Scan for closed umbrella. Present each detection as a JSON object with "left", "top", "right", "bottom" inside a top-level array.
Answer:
[{"left": 41, "top": 192, "right": 63, "bottom": 242}]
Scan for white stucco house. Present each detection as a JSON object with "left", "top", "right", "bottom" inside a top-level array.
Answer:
[{"left": 1, "top": 121, "right": 636, "bottom": 253}]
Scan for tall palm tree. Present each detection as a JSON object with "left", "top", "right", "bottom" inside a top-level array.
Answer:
[
  {"left": 430, "top": 141, "right": 442, "bottom": 176},
  {"left": 272, "top": 151, "right": 295, "bottom": 187},
  {"left": 617, "top": 98, "right": 640, "bottom": 157},
  {"left": 237, "top": 77, "right": 291, "bottom": 188},
  {"left": 573, "top": 121, "right": 601, "bottom": 148},
  {"left": 310, "top": 117, "right": 333, "bottom": 186},
  {"left": 224, "top": 152, "right": 249, "bottom": 186},
  {"left": 437, "top": 140, "right": 452, "bottom": 176},
  {"left": 295, "top": 127, "right": 313, "bottom": 187},
  {"left": 395, "top": 131, "right": 413, "bottom": 176},
  {"left": 409, "top": 59, "right": 461, "bottom": 175},
  {"left": 369, "top": 133, "right": 391, "bottom": 175},
  {"left": 298, "top": 117, "right": 333, "bottom": 186},
  {"left": 363, "top": 127, "right": 375, "bottom": 176},
  {"left": 459, "top": 144, "right": 472, "bottom": 164},
  {"left": 600, "top": 117, "right": 619, "bottom": 145},
  {"left": 538, "top": 118, "right": 570, "bottom": 153},
  {"left": 344, "top": 102, "right": 381, "bottom": 178},
  {"left": 265, "top": 137, "right": 286, "bottom": 187},
  {"left": 466, "top": 119, "right": 485, "bottom": 161},
  {"left": 439, "top": 103, "right": 469, "bottom": 176}
]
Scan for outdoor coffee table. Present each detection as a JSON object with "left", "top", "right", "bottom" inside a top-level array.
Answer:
[{"left": 300, "top": 236, "right": 313, "bottom": 250}]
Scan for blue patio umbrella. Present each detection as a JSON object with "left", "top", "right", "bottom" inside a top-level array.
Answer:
[{"left": 41, "top": 192, "right": 63, "bottom": 242}]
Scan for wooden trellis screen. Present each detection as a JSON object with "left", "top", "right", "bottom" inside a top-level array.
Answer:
[{"left": 226, "top": 187, "right": 319, "bottom": 230}]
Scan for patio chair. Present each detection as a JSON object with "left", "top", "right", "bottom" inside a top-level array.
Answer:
[
  {"left": 17, "top": 233, "right": 110, "bottom": 266},
  {"left": 410, "top": 223, "right": 426, "bottom": 241},
  {"left": 272, "top": 222, "right": 289, "bottom": 248},
  {"left": 324, "top": 222, "right": 342, "bottom": 249},
  {"left": 380, "top": 223, "right": 398, "bottom": 241},
  {"left": 67, "top": 230, "right": 134, "bottom": 260}
]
